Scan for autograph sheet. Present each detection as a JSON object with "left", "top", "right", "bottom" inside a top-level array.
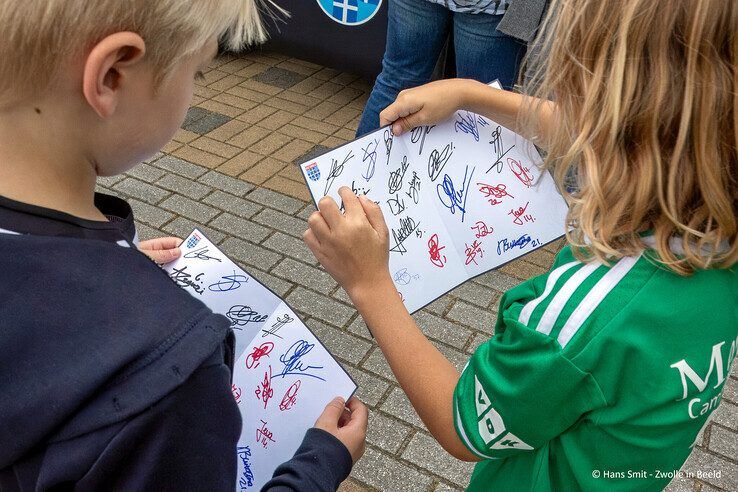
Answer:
[
  {"left": 164, "top": 230, "right": 357, "bottom": 491},
  {"left": 300, "top": 87, "right": 569, "bottom": 314}
]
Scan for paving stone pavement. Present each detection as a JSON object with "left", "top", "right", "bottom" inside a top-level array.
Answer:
[{"left": 97, "top": 50, "right": 737, "bottom": 491}]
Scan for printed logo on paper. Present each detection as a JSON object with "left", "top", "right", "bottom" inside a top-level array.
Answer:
[
  {"left": 186, "top": 232, "right": 202, "bottom": 249},
  {"left": 316, "top": 0, "right": 382, "bottom": 26},
  {"left": 305, "top": 162, "right": 321, "bottom": 181}
]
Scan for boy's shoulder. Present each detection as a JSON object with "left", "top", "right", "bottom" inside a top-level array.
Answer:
[{"left": 0, "top": 231, "right": 231, "bottom": 469}]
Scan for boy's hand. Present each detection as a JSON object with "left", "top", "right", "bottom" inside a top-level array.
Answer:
[
  {"left": 138, "top": 237, "right": 182, "bottom": 264},
  {"left": 314, "top": 397, "right": 368, "bottom": 463},
  {"left": 380, "top": 79, "right": 477, "bottom": 135},
  {"left": 303, "top": 187, "right": 392, "bottom": 299}
]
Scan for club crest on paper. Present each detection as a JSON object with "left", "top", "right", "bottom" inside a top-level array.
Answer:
[
  {"left": 305, "top": 162, "right": 321, "bottom": 181},
  {"left": 185, "top": 232, "right": 202, "bottom": 249},
  {"left": 315, "top": 0, "right": 382, "bottom": 26}
]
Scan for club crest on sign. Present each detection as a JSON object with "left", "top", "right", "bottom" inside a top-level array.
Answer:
[
  {"left": 315, "top": 0, "right": 382, "bottom": 26},
  {"left": 186, "top": 232, "right": 202, "bottom": 249},
  {"left": 305, "top": 162, "right": 321, "bottom": 181}
]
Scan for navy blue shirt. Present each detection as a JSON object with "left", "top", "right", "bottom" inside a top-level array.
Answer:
[{"left": 0, "top": 193, "right": 352, "bottom": 491}]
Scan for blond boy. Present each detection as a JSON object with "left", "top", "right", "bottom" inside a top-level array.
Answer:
[{"left": 0, "top": 1, "right": 366, "bottom": 490}]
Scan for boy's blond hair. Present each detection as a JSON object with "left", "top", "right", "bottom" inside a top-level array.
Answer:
[
  {"left": 0, "top": 0, "right": 272, "bottom": 107},
  {"left": 528, "top": 0, "right": 737, "bottom": 274}
]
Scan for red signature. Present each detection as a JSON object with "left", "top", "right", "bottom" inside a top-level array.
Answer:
[
  {"left": 428, "top": 234, "right": 447, "bottom": 268},
  {"left": 471, "top": 221, "right": 494, "bottom": 238},
  {"left": 477, "top": 182, "right": 514, "bottom": 205},
  {"left": 279, "top": 380, "right": 301, "bottom": 411},
  {"left": 509, "top": 202, "right": 535, "bottom": 226},
  {"left": 231, "top": 384, "right": 242, "bottom": 404},
  {"left": 465, "top": 240, "right": 484, "bottom": 266},
  {"left": 508, "top": 158, "right": 534, "bottom": 187},
  {"left": 246, "top": 342, "right": 274, "bottom": 369},
  {"left": 254, "top": 366, "right": 274, "bottom": 409},
  {"left": 256, "top": 419, "right": 275, "bottom": 448}
]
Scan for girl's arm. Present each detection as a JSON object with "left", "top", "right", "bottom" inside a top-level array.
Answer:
[
  {"left": 304, "top": 188, "right": 479, "bottom": 462},
  {"left": 380, "top": 78, "right": 554, "bottom": 147}
]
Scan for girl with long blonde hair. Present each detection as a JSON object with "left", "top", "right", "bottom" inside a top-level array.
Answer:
[{"left": 304, "top": 0, "right": 737, "bottom": 489}]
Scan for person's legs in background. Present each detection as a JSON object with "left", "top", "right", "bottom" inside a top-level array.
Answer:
[
  {"left": 356, "top": 0, "right": 450, "bottom": 137},
  {"left": 453, "top": 12, "right": 527, "bottom": 89}
]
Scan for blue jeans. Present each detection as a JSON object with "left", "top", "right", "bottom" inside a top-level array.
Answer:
[{"left": 356, "top": 0, "right": 526, "bottom": 136}]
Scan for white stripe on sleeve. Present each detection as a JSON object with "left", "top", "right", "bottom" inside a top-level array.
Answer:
[
  {"left": 557, "top": 254, "right": 641, "bottom": 348},
  {"left": 536, "top": 262, "right": 601, "bottom": 335},
  {"left": 518, "top": 261, "right": 580, "bottom": 326}
]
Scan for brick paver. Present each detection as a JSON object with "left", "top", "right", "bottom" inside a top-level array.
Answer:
[{"left": 97, "top": 49, "right": 738, "bottom": 492}]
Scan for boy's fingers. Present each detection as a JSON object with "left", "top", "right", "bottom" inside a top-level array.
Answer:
[
  {"left": 344, "top": 397, "right": 368, "bottom": 430},
  {"left": 338, "top": 187, "right": 362, "bottom": 217},
  {"left": 318, "top": 196, "right": 342, "bottom": 228},
  {"left": 139, "top": 237, "right": 182, "bottom": 250},
  {"left": 307, "top": 211, "right": 330, "bottom": 242},
  {"left": 315, "top": 397, "right": 346, "bottom": 428},
  {"left": 359, "top": 196, "right": 388, "bottom": 236},
  {"left": 143, "top": 247, "right": 180, "bottom": 264}
]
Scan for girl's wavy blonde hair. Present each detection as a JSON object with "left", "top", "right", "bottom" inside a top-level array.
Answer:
[
  {"left": 0, "top": 0, "right": 279, "bottom": 107},
  {"left": 527, "top": 0, "right": 737, "bottom": 274}
]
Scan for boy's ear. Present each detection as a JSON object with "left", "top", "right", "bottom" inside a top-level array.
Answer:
[{"left": 82, "top": 32, "right": 146, "bottom": 118}]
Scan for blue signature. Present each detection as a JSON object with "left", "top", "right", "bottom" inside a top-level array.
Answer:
[
  {"left": 208, "top": 272, "right": 249, "bottom": 292},
  {"left": 437, "top": 166, "right": 475, "bottom": 223},
  {"left": 497, "top": 234, "right": 541, "bottom": 255},
  {"left": 274, "top": 340, "right": 325, "bottom": 381},
  {"left": 454, "top": 112, "right": 489, "bottom": 141},
  {"left": 237, "top": 446, "right": 254, "bottom": 489}
]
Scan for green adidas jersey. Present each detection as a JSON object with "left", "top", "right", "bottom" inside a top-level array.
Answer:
[{"left": 453, "top": 245, "right": 738, "bottom": 491}]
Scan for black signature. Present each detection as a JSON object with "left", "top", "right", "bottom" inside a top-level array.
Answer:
[
  {"left": 389, "top": 216, "right": 421, "bottom": 255},
  {"left": 388, "top": 155, "right": 410, "bottom": 194},
  {"left": 323, "top": 151, "right": 353, "bottom": 196},
  {"left": 169, "top": 266, "right": 204, "bottom": 295},
  {"left": 428, "top": 142, "right": 454, "bottom": 182},
  {"left": 410, "top": 125, "right": 435, "bottom": 155},
  {"left": 487, "top": 125, "right": 516, "bottom": 174},
  {"left": 183, "top": 246, "right": 222, "bottom": 262}
]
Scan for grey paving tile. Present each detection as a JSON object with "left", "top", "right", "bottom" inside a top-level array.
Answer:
[
  {"left": 272, "top": 258, "right": 337, "bottom": 295},
  {"left": 413, "top": 310, "right": 472, "bottom": 350},
  {"left": 306, "top": 319, "right": 372, "bottom": 365},
  {"left": 348, "top": 316, "right": 373, "bottom": 340},
  {"left": 246, "top": 267, "right": 294, "bottom": 298},
  {"left": 182, "top": 106, "right": 211, "bottom": 127},
  {"left": 473, "top": 270, "right": 522, "bottom": 293},
  {"left": 128, "top": 198, "right": 174, "bottom": 228},
  {"left": 219, "top": 237, "right": 281, "bottom": 270},
  {"left": 153, "top": 155, "right": 208, "bottom": 179},
  {"left": 125, "top": 163, "right": 167, "bottom": 182},
  {"left": 433, "top": 342, "right": 470, "bottom": 373},
  {"left": 681, "top": 447, "right": 737, "bottom": 491},
  {"left": 252, "top": 66, "right": 306, "bottom": 89},
  {"left": 445, "top": 301, "right": 497, "bottom": 335},
  {"left": 344, "top": 366, "right": 390, "bottom": 407},
  {"left": 285, "top": 287, "right": 355, "bottom": 327},
  {"left": 203, "top": 190, "right": 262, "bottom": 219},
  {"left": 352, "top": 447, "right": 434, "bottom": 492},
  {"left": 465, "top": 332, "right": 490, "bottom": 355},
  {"left": 97, "top": 175, "right": 124, "bottom": 187},
  {"left": 198, "top": 170, "right": 254, "bottom": 197},
  {"left": 723, "top": 377, "right": 737, "bottom": 403},
  {"left": 712, "top": 401, "right": 737, "bottom": 431},
  {"left": 402, "top": 432, "right": 474, "bottom": 488},
  {"left": 160, "top": 194, "right": 220, "bottom": 223},
  {"left": 424, "top": 296, "right": 453, "bottom": 316},
  {"left": 247, "top": 187, "right": 304, "bottom": 214},
  {"left": 253, "top": 208, "right": 309, "bottom": 238},
  {"left": 296, "top": 144, "right": 330, "bottom": 165},
  {"left": 365, "top": 410, "right": 412, "bottom": 455},
  {"left": 113, "top": 177, "right": 170, "bottom": 204},
  {"left": 433, "top": 483, "right": 464, "bottom": 492},
  {"left": 662, "top": 473, "right": 695, "bottom": 492},
  {"left": 157, "top": 173, "right": 213, "bottom": 200},
  {"left": 332, "top": 286, "right": 352, "bottom": 305},
  {"left": 162, "top": 217, "right": 226, "bottom": 245},
  {"left": 380, "top": 387, "right": 425, "bottom": 429},
  {"left": 183, "top": 108, "right": 232, "bottom": 134},
  {"left": 297, "top": 203, "right": 317, "bottom": 220},
  {"left": 449, "top": 282, "right": 497, "bottom": 309},
  {"left": 210, "top": 212, "right": 271, "bottom": 244},
  {"left": 263, "top": 232, "right": 319, "bottom": 265},
  {"left": 133, "top": 223, "right": 164, "bottom": 242},
  {"left": 361, "top": 347, "right": 395, "bottom": 381},
  {"left": 707, "top": 425, "right": 737, "bottom": 462}
]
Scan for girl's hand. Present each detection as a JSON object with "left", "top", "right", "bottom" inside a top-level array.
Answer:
[
  {"left": 314, "top": 397, "right": 368, "bottom": 463},
  {"left": 303, "top": 187, "right": 392, "bottom": 299},
  {"left": 379, "top": 79, "right": 478, "bottom": 135},
  {"left": 138, "top": 236, "right": 182, "bottom": 264}
]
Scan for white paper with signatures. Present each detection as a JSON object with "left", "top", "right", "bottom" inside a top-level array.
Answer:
[
  {"left": 300, "top": 83, "right": 569, "bottom": 314},
  {"left": 164, "top": 229, "right": 356, "bottom": 491}
]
